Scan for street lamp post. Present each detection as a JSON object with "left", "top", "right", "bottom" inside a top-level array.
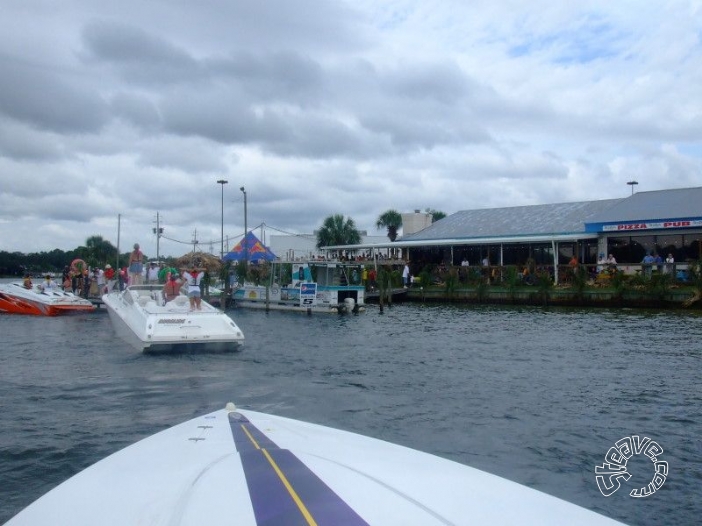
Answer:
[
  {"left": 240, "top": 186, "right": 248, "bottom": 265},
  {"left": 217, "top": 179, "right": 228, "bottom": 259},
  {"left": 627, "top": 180, "right": 638, "bottom": 195}
]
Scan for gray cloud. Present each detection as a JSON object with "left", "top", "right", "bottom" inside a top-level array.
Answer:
[
  {"left": 81, "top": 21, "right": 203, "bottom": 85},
  {"left": 0, "top": 1, "right": 700, "bottom": 254},
  {"left": 0, "top": 56, "right": 109, "bottom": 134}
]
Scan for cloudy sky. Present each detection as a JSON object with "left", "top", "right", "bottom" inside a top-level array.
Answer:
[{"left": 1, "top": 0, "right": 701, "bottom": 257}]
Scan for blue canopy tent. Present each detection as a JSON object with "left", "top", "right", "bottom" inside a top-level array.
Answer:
[{"left": 222, "top": 232, "right": 277, "bottom": 262}]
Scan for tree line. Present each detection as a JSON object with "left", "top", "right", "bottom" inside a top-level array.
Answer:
[
  {"left": 2, "top": 209, "right": 447, "bottom": 276},
  {"left": 0, "top": 236, "right": 137, "bottom": 277}
]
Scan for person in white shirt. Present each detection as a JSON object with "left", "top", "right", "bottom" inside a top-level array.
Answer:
[
  {"left": 597, "top": 253, "right": 607, "bottom": 273},
  {"left": 96, "top": 268, "right": 106, "bottom": 291},
  {"left": 146, "top": 262, "right": 160, "bottom": 284},
  {"left": 183, "top": 267, "right": 204, "bottom": 310},
  {"left": 664, "top": 253, "right": 675, "bottom": 274},
  {"left": 40, "top": 275, "right": 57, "bottom": 292},
  {"left": 606, "top": 254, "right": 617, "bottom": 269}
]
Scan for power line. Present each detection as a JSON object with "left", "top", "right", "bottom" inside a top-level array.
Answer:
[{"left": 157, "top": 222, "right": 312, "bottom": 251}]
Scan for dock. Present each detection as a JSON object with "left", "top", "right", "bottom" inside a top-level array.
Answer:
[
  {"left": 365, "top": 287, "right": 409, "bottom": 302},
  {"left": 89, "top": 298, "right": 106, "bottom": 309}
]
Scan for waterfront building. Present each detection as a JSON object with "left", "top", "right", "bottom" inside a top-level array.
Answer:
[{"left": 330, "top": 186, "right": 702, "bottom": 283}]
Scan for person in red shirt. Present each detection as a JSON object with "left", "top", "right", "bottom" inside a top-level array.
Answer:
[
  {"left": 103, "top": 264, "right": 116, "bottom": 293},
  {"left": 368, "top": 268, "right": 377, "bottom": 291}
]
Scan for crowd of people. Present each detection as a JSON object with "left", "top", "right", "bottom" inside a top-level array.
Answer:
[
  {"left": 52, "top": 263, "right": 124, "bottom": 298},
  {"left": 22, "top": 243, "right": 212, "bottom": 308}
]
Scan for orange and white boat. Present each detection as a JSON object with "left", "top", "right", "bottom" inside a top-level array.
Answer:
[{"left": 0, "top": 282, "right": 96, "bottom": 316}]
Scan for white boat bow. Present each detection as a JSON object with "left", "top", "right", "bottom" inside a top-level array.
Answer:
[{"left": 7, "top": 404, "right": 626, "bottom": 525}]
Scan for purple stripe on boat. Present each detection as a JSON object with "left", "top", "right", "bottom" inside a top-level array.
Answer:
[
  {"left": 229, "top": 412, "right": 279, "bottom": 452},
  {"left": 265, "top": 448, "right": 369, "bottom": 526},
  {"left": 228, "top": 412, "right": 370, "bottom": 526}
]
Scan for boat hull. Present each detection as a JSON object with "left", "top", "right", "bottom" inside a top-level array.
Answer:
[
  {"left": 231, "top": 260, "right": 369, "bottom": 314},
  {"left": 0, "top": 283, "right": 96, "bottom": 316},
  {"left": 102, "top": 286, "right": 245, "bottom": 353},
  {"left": 233, "top": 284, "right": 365, "bottom": 314},
  {"left": 6, "top": 404, "right": 626, "bottom": 526}
]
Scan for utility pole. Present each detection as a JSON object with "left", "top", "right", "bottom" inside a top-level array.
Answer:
[
  {"left": 217, "top": 179, "right": 228, "bottom": 260},
  {"left": 191, "top": 229, "right": 199, "bottom": 254},
  {"left": 116, "top": 213, "right": 121, "bottom": 270},
  {"left": 240, "top": 186, "right": 248, "bottom": 266},
  {"left": 152, "top": 212, "right": 163, "bottom": 261}
]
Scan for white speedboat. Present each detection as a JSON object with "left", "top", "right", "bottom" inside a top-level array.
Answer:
[
  {"left": 102, "top": 285, "right": 244, "bottom": 352},
  {"left": 233, "top": 260, "right": 366, "bottom": 313},
  {"left": 0, "top": 282, "right": 95, "bottom": 316},
  {"left": 6, "top": 403, "right": 625, "bottom": 525}
]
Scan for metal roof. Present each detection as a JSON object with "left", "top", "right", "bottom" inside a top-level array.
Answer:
[
  {"left": 324, "top": 187, "right": 702, "bottom": 251},
  {"left": 586, "top": 186, "right": 702, "bottom": 223},
  {"left": 402, "top": 198, "right": 622, "bottom": 242}
]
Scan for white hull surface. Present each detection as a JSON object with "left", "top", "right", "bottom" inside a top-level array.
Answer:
[
  {"left": 102, "top": 285, "right": 244, "bottom": 352},
  {"left": 7, "top": 404, "right": 625, "bottom": 526}
]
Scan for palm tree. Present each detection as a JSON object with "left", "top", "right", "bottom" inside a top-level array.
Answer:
[
  {"left": 426, "top": 209, "right": 447, "bottom": 222},
  {"left": 376, "top": 210, "right": 402, "bottom": 241},
  {"left": 316, "top": 215, "right": 362, "bottom": 248}
]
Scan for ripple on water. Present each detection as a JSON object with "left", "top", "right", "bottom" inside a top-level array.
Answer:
[{"left": 0, "top": 305, "right": 700, "bottom": 525}]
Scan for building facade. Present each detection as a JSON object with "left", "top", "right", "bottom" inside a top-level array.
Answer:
[
  {"left": 325, "top": 187, "right": 702, "bottom": 283},
  {"left": 396, "top": 187, "right": 701, "bottom": 280}
]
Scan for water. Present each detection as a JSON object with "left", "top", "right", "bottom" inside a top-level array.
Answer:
[{"left": 1, "top": 304, "right": 700, "bottom": 525}]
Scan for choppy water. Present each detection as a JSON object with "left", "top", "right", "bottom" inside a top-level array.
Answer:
[{"left": 1, "top": 303, "right": 700, "bottom": 525}]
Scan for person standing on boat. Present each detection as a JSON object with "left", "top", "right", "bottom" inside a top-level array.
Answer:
[
  {"left": 62, "top": 266, "right": 70, "bottom": 289},
  {"left": 162, "top": 274, "right": 182, "bottom": 303},
  {"left": 118, "top": 267, "right": 128, "bottom": 291},
  {"left": 128, "top": 243, "right": 144, "bottom": 285},
  {"left": 201, "top": 266, "right": 210, "bottom": 297},
  {"left": 183, "top": 266, "right": 204, "bottom": 310}
]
